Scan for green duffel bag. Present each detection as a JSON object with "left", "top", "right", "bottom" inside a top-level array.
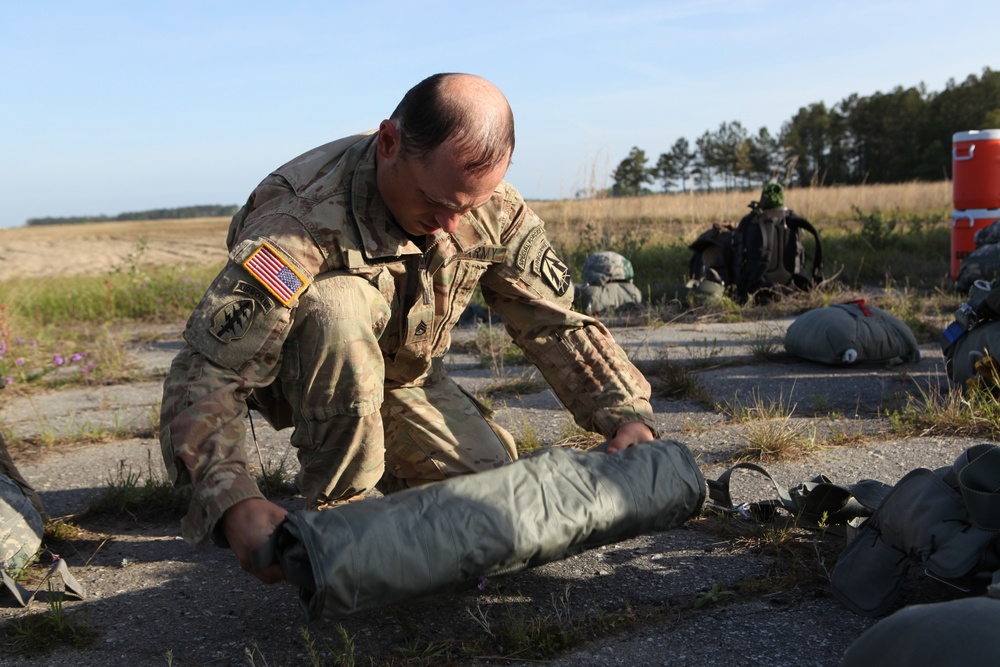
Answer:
[
  {"left": 784, "top": 300, "right": 920, "bottom": 365},
  {"left": 252, "top": 439, "right": 706, "bottom": 619}
]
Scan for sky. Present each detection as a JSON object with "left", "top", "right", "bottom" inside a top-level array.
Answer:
[{"left": 1, "top": 1, "right": 997, "bottom": 229}]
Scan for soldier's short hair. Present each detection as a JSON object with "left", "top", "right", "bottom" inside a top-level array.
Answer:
[{"left": 390, "top": 73, "right": 515, "bottom": 175}]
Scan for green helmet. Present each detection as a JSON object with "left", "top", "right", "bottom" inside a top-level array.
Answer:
[
  {"left": 760, "top": 183, "right": 784, "bottom": 210},
  {"left": 581, "top": 251, "right": 634, "bottom": 286}
]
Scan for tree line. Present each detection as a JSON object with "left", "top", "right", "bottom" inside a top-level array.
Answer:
[
  {"left": 26, "top": 204, "right": 239, "bottom": 226},
  {"left": 611, "top": 67, "right": 1000, "bottom": 196}
]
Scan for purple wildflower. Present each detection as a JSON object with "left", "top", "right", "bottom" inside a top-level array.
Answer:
[
  {"left": 53, "top": 354, "right": 65, "bottom": 366},
  {"left": 15, "top": 358, "right": 24, "bottom": 366}
]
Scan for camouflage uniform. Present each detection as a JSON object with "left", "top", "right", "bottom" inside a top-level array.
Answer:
[
  {"left": 0, "top": 432, "right": 43, "bottom": 571},
  {"left": 160, "top": 133, "right": 656, "bottom": 546}
]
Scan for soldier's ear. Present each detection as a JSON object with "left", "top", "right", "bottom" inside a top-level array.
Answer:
[{"left": 377, "top": 120, "right": 402, "bottom": 160}]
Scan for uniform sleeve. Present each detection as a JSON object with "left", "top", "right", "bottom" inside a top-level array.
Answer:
[
  {"left": 479, "top": 187, "right": 656, "bottom": 438},
  {"left": 160, "top": 231, "right": 315, "bottom": 546}
]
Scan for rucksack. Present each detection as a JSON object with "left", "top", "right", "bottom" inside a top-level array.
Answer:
[
  {"left": 732, "top": 203, "right": 824, "bottom": 305},
  {"left": 942, "top": 278, "right": 1000, "bottom": 388},
  {"left": 707, "top": 443, "right": 1000, "bottom": 618},
  {"left": 688, "top": 223, "right": 736, "bottom": 286}
]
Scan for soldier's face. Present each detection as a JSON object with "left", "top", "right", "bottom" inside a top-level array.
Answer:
[{"left": 377, "top": 121, "right": 508, "bottom": 237}]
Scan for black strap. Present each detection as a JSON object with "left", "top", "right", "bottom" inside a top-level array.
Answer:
[
  {"left": 707, "top": 462, "right": 891, "bottom": 527},
  {"left": 787, "top": 214, "right": 824, "bottom": 285}
]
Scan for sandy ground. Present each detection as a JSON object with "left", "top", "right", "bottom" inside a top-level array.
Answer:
[
  {"left": 0, "top": 219, "right": 231, "bottom": 280},
  {"left": 0, "top": 219, "right": 985, "bottom": 666}
]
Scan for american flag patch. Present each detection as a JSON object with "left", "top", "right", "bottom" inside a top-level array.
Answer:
[{"left": 242, "top": 243, "right": 307, "bottom": 306}]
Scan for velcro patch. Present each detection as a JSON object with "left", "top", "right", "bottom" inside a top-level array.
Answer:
[{"left": 243, "top": 242, "right": 307, "bottom": 306}]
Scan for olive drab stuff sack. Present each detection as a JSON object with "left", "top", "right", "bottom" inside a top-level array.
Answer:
[
  {"left": 252, "top": 439, "right": 706, "bottom": 619},
  {"left": 784, "top": 300, "right": 921, "bottom": 366},
  {"left": 732, "top": 202, "right": 824, "bottom": 305}
]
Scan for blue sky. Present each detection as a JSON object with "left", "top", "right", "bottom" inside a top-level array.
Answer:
[{"left": 1, "top": 1, "right": 996, "bottom": 228}]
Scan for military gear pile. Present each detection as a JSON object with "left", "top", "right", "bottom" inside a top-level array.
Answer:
[
  {"left": 685, "top": 187, "right": 824, "bottom": 305},
  {"left": 731, "top": 201, "right": 824, "bottom": 305},
  {"left": 784, "top": 300, "right": 921, "bottom": 366},
  {"left": 942, "top": 277, "right": 1000, "bottom": 389},
  {"left": 580, "top": 250, "right": 635, "bottom": 285},
  {"left": 252, "top": 439, "right": 706, "bottom": 619},
  {"left": 708, "top": 443, "right": 1000, "bottom": 624},
  {"left": 688, "top": 223, "right": 735, "bottom": 287},
  {"left": 955, "top": 220, "right": 1000, "bottom": 293},
  {"left": 832, "top": 444, "right": 1000, "bottom": 617},
  {"left": 574, "top": 251, "right": 643, "bottom": 316}
]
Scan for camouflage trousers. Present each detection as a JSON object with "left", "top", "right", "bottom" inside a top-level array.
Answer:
[
  {"left": 0, "top": 432, "right": 44, "bottom": 516},
  {"left": 248, "top": 275, "right": 517, "bottom": 508}
]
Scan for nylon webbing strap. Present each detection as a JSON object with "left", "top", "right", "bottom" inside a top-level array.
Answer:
[{"left": 707, "top": 463, "right": 890, "bottom": 526}]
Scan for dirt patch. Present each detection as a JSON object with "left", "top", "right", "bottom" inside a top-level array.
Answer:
[{"left": 0, "top": 218, "right": 230, "bottom": 280}]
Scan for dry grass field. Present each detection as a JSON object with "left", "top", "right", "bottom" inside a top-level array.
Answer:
[{"left": 0, "top": 181, "right": 952, "bottom": 283}]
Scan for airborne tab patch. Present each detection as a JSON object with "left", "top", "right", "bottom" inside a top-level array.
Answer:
[{"left": 242, "top": 242, "right": 307, "bottom": 306}]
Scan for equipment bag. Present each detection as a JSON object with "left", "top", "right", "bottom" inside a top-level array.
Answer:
[
  {"left": 956, "top": 244, "right": 1000, "bottom": 294},
  {"left": 831, "top": 444, "right": 1000, "bottom": 617},
  {"left": 732, "top": 204, "right": 824, "bottom": 305},
  {"left": 941, "top": 278, "right": 1000, "bottom": 388},
  {"left": 784, "top": 300, "right": 921, "bottom": 366},
  {"left": 688, "top": 223, "right": 736, "bottom": 287},
  {"left": 707, "top": 444, "right": 1000, "bottom": 618},
  {"left": 252, "top": 439, "right": 706, "bottom": 619}
]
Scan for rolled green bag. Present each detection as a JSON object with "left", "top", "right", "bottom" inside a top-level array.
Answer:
[{"left": 252, "top": 439, "right": 706, "bottom": 619}]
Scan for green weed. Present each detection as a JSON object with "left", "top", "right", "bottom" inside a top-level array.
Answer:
[
  {"left": 86, "top": 453, "right": 188, "bottom": 518},
  {"left": 0, "top": 588, "right": 98, "bottom": 657}
]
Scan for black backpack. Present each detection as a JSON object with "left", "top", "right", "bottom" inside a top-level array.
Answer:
[{"left": 732, "top": 202, "right": 824, "bottom": 305}]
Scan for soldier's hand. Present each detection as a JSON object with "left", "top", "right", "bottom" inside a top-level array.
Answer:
[
  {"left": 222, "top": 498, "right": 288, "bottom": 584},
  {"left": 606, "top": 422, "right": 655, "bottom": 454}
]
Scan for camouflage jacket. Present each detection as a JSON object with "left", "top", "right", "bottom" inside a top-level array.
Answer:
[{"left": 160, "top": 132, "right": 655, "bottom": 545}]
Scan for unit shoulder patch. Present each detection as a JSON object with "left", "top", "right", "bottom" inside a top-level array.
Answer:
[{"left": 539, "top": 246, "right": 571, "bottom": 296}]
